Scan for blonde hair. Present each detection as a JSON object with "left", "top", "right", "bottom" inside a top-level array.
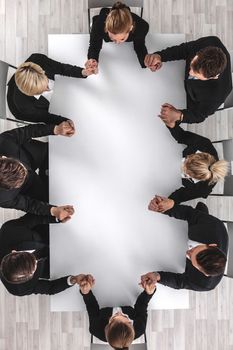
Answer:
[
  {"left": 15, "top": 62, "right": 48, "bottom": 96},
  {"left": 185, "top": 152, "right": 229, "bottom": 185},
  {"left": 105, "top": 320, "right": 135, "bottom": 349},
  {"left": 105, "top": 2, "right": 133, "bottom": 34}
]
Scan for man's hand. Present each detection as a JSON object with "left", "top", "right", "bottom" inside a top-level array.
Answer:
[
  {"left": 144, "top": 53, "right": 162, "bottom": 72},
  {"left": 141, "top": 272, "right": 160, "bottom": 287},
  {"left": 140, "top": 279, "right": 157, "bottom": 295},
  {"left": 159, "top": 103, "right": 182, "bottom": 127},
  {"left": 77, "top": 274, "right": 95, "bottom": 294},
  {"left": 84, "top": 59, "right": 99, "bottom": 75},
  {"left": 50, "top": 205, "right": 75, "bottom": 223},
  {"left": 54, "top": 120, "right": 75, "bottom": 137},
  {"left": 148, "top": 196, "right": 174, "bottom": 213}
]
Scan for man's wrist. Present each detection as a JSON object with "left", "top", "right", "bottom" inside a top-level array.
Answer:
[
  {"left": 68, "top": 276, "right": 76, "bottom": 285},
  {"left": 81, "top": 69, "right": 87, "bottom": 77}
]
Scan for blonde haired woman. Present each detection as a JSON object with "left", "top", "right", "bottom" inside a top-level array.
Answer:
[
  {"left": 153, "top": 124, "right": 229, "bottom": 212},
  {"left": 86, "top": 1, "right": 149, "bottom": 72},
  {"left": 7, "top": 53, "right": 94, "bottom": 124},
  {"left": 78, "top": 274, "right": 155, "bottom": 350}
]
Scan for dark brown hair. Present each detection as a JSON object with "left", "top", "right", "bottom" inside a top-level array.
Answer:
[
  {"left": 105, "top": 320, "right": 135, "bottom": 349},
  {"left": 1, "top": 252, "right": 36, "bottom": 283},
  {"left": 191, "top": 46, "right": 227, "bottom": 78},
  {"left": 105, "top": 2, "right": 133, "bottom": 34},
  {"left": 0, "top": 157, "right": 27, "bottom": 190},
  {"left": 196, "top": 246, "right": 227, "bottom": 276}
]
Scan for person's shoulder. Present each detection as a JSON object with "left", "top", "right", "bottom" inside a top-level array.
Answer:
[
  {"left": 193, "top": 36, "right": 226, "bottom": 50},
  {"left": 99, "top": 7, "right": 110, "bottom": 18},
  {"left": 25, "top": 53, "right": 48, "bottom": 63},
  {"left": 132, "top": 13, "right": 149, "bottom": 33}
]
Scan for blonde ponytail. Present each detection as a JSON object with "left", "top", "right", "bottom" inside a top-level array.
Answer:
[
  {"left": 209, "top": 159, "right": 229, "bottom": 184},
  {"left": 105, "top": 2, "right": 133, "bottom": 34},
  {"left": 185, "top": 152, "right": 229, "bottom": 185}
]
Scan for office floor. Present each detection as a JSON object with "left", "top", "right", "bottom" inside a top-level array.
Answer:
[{"left": 0, "top": 1, "right": 233, "bottom": 349}]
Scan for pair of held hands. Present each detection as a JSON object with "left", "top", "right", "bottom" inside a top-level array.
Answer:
[{"left": 71, "top": 274, "right": 157, "bottom": 295}]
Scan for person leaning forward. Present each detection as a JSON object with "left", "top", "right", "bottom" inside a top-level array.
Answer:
[
  {"left": 7, "top": 53, "right": 95, "bottom": 125},
  {"left": 0, "top": 122, "right": 75, "bottom": 221},
  {"left": 143, "top": 200, "right": 228, "bottom": 292},
  {"left": 0, "top": 213, "right": 79, "bottom": 296},
  {"left": 144, "top": 36, "right": 232, "bottom": 124}
]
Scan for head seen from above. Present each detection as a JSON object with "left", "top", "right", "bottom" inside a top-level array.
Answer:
[
  {"left": 105, "top": 312, "right": 135, "bottom": 350},
  {"left": 15, "top": 61, "right": 49, "bottom": 96},
  {"left": 105, "top": 1, "right": 134, "bottom": 44},
  {"left": 183, "top": 152, "right": 229, "bottom": 184},
  {"left": 0, "top": 157, "right": 28, "bottom": 190},
  {"left": 0, "top": 251, "right": 37, "bottom": 284},
  {"left": 187, "top": 244, "right": 227, "bottom": 276},
  {"left": 189, "top": 46, "right": 227, "bottom": 80}
]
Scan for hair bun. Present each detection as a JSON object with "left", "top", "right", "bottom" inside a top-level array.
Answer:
[{"left": 112, "top": 1, "right": 128, "bottom": 10}]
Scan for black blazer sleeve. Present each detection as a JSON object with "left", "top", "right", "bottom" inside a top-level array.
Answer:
[
  {"left": 2, "top": 212, "right": 57, "bottom": 230},
  {"left": 28, "top": 276, "right": 72, "bottom": 295},
  {"left": 167, "top": 125, "right": 217, "bottom": 203},
  {"left": 155, "top": 36, "right": 221, "bottom": 62},
  {"left": 132, "top": 15, "right": 149, "bottom": 68},
  {"left": 157, "top": 270, "right": 188, "bottom": 290},
  {"left": 81, "top": 290, "right": 100, "bottom": 321},
  {"left": 166, "top": 124, "right": 218, "bottom": 157},
  {"left": 27, "top": 53, "right": 85, "bottom": 79},
  {"left": 87, "top": 11, "right": 105, "bottom": 61},
  {"left": 1, "top": 123, "right": 55, "bottom": 144},
  {"left": 0, "top": 194, "right": 52, "bottom": 216},
  {"left": 133, "top": 290, "right": 154, "bottom": 338},
  {"left": 164, "top": 203, "right": 207, "bottom": 225},
  {"left": 181, "top": 97, "right": 219, "bottom": 124}
]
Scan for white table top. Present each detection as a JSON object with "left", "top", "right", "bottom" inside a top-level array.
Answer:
[{"left": 48, "top": 34, "right": 189, "bottom": 311}]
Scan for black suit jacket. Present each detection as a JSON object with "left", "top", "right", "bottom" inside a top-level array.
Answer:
[
  {"left": 0, "top": 214, "right": 72, "bottom": 296},
  {"left": 0, "top": 123, "right": 55, "bottom": 215},
  {"left": 167, "top": 125, "right": 218, "bottom": 203},
  {"left": 81, "top": 290, "right": 154, "bottom": 342},
  {"left": 7, "top": 53, "right": 86, "bottom": 124},
  {"left": 155, "top": 36, "right": 232, "bottom": 123},
  {"left": 158, "top": 204, "right": 228, "bottom": 291},
  {"left": 88, "top": 8, "right": 149, "bottom": 68}
]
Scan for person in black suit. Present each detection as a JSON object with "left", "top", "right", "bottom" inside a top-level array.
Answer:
[
  {"left": 0, "top": 213, "right": 82, "bottom": 296},
  {"left": 142, "top": 200, "right": 228, "bottom": 291},
  {"left": 151, "top": 124, "right": 229, "bottom": 212},
  {"left": 77, "top": 274, "right": 156, "bottom": 349},
  {"left": 85, "top": 1, "right": 149, "bottom": 72},
  {"left": 0, "top": 122, "right": 74, "bottom": 221},
  {"left": 7, "top": 53, "right": 94, "bottom": 124},
  {"left": 144, "top": 36, "right": 232, "bottom": 124}
]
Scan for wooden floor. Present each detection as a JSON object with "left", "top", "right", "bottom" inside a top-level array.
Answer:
[{"left": 0, "top": 1, "right": 233, "bottom": 349}]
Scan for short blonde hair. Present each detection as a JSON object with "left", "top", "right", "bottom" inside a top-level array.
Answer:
[
  {"left": 185, "top": 152, "right": 229, "bottom": 185},
  {"left": 105, "top": 2, "right": 133, "bottom": 34},
  {"left": 15, "top": 62, "right": 48, "bottom": 96},
  {"left": 105, "top": 320, "right": 135, "bottom": 349}
]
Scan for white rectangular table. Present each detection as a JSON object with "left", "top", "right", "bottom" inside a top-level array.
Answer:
[{"left": 48, "top": 34, "right": 189, "bottom": 311}]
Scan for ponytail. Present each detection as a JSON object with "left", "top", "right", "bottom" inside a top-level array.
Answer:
[
  {"left": 105, "top": 1, "right": 133, "bottom": 34},
  {"left": 209, "top": 159, "right": 229, "bottom": 184},
  {"left": 185, "top": 152, "right": 229, "bottom": 185}
]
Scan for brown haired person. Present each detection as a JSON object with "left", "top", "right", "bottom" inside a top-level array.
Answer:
[
  {"left": 85, "top": 1, "right": 149, "bottom": 72},
  {"left": 7, "top": 53, "right": 95, "bottom": 125},
  {"left": 0, "top": 122, "right": 75, "bottom": 221},
  {"left": 144, "top": 36, "right": 232, "bottom": 123},
  {"left": 0, "top": 213, "right": 83, "bottom": 296},
  {"left": 143, "top": 199, "right": 228, "bottom": 291},
  {"left": 77, "top": 274, "right": 155, "bottom": 349},
  {"left": 151, "top": 123, "right": 229, "bottom": 212}
]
